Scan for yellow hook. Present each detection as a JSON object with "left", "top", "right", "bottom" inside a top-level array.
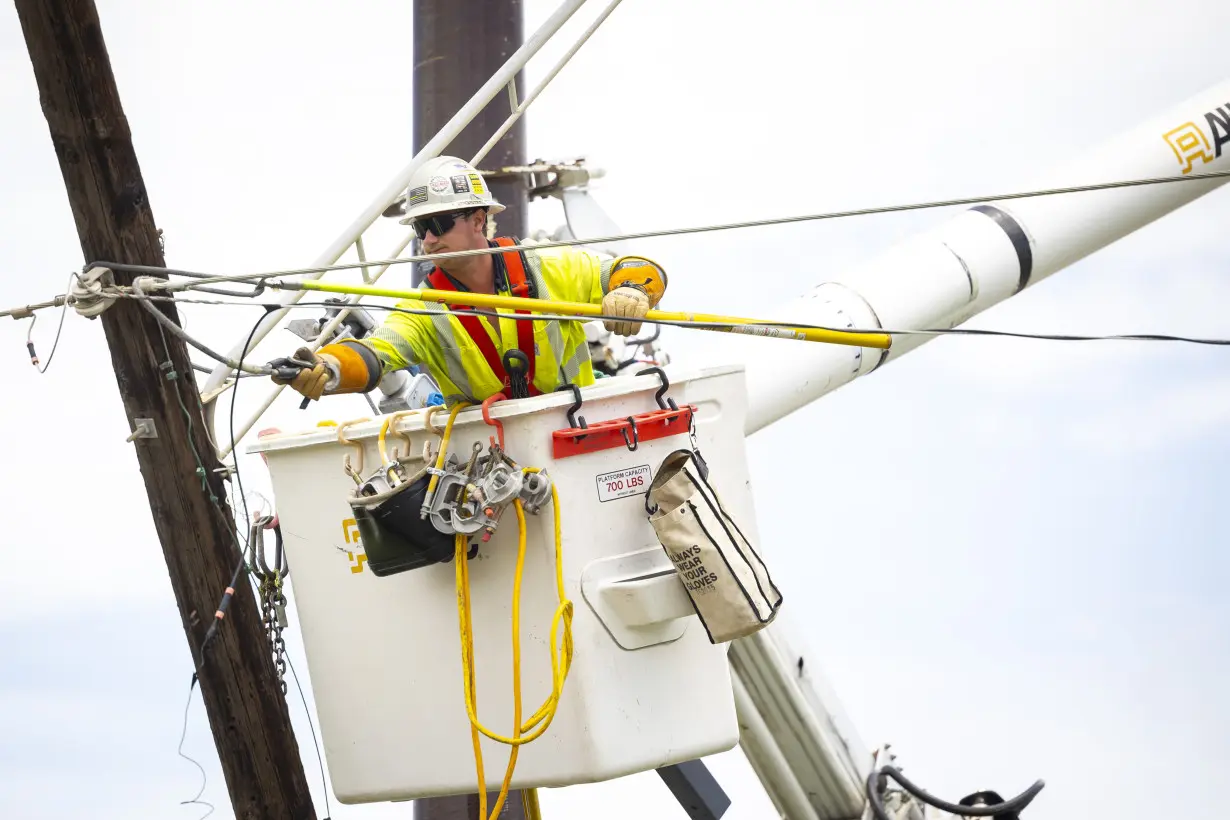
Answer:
[
  {"left": 336, "top": 417, "right": 371, "bottom": 478},
  {"left": 379, "top": 410, "right": 419, "bottom": 464}
]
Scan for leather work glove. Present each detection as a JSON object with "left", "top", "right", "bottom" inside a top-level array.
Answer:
[
  {"left": 270, "top": 346, "right": 339, "bottom": 401},
  {"left": 602, "top": 285, "right": 651, "bottom": 337}
]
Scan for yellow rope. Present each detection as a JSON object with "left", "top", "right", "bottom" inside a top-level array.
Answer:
[
  {"left": 433, "top": 407, "right": 572, "bottom": 819},
  {"left": 522, "top": 787, "right": 543, "bottom": 819},
  {"left": 427, "top": 403, "right": 466, "bottom": 498}
]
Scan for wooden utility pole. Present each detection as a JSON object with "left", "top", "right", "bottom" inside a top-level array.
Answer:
[
  {"left": 13, "top": 2, "right": 317, "bottom": 817},
  {"left": 412, "top": 1, "right": 529, "bottom": 817}
]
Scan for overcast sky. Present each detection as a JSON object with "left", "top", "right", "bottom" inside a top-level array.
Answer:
[{"left": 2, "top": 1, "right": 1229, "bottom": 818}]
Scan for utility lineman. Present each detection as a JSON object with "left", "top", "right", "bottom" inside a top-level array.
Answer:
[{"left": 274, "top": 157, "right": 668, "bottom": 406}]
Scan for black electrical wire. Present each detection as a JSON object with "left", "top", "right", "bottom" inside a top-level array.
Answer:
[
  {"left": 176, "top": 674, "right": 215, "bottom": 820},
  {"left": 231, "top": 310, "right": 332, "bottom": 818},
  {"left": 131, "top": 292, "right": 1230, "bottom": 350},
  {"left": 866, "top": 766, "right": 1045, "bottom": 819},
  {"left": 286, "top": 654, "right": 332, "bottom": 820},
  {"left": 198, "top": 555, "right": 247, "bottom": 662},
  {"left": 25, "top": 272, "right": 75, "bottom": 374},
  {"left": 82, "top": 166, "right": 1230, "bottom": 289},
  {"left": 192, "top": 362, "right": 262, "bottom": 377},
  {"left": 229, "top": 312, "right": 267, "bottom": 539},
  {"left": 616, "top": 325, "right": 662, "bottom": 371},
  {"left": 338, "top": 299, "right": 1230, "bottom": 347},
  {"left": 152, "top": 314, "right": 261, "bottom": 818},
  {"left": 866, "top": 770, "right": 895, "bottom": 820},
  {"left": 151, "top": 318, "right": 251, "bottom": 664}
]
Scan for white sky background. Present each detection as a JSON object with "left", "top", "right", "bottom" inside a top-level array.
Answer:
[{"left": 2, "top": 0, "right": 1229, "bottom": 818}]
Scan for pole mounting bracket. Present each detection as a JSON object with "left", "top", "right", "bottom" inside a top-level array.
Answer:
[{"left": 126, "top": 418, "right": 158, "bottom": 442}]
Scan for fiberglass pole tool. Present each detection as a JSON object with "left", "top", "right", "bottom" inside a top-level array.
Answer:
[{"left": 272, "top": 280, "right": 893, "bottom": 350}]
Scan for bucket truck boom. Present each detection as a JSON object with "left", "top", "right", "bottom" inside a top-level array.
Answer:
[
  {"left": 732, "top": 79, "right": 1230, "bottom": 434},
  {"left": 718, "top": 79, "right": 1230, "bottom": 819},
  {"left": 195, "top": 13, "right": 1229, "bottom": 808}
]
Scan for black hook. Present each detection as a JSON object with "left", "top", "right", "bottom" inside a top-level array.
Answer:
[
  {"left": 555, "top": 383, "right": 587, "bottom": 436},
  {"left": 635, "top": 366, "right": 677, "bottom": 411},
  {"left": 621, "top": 416, "right": 640, "bottom": 451}
]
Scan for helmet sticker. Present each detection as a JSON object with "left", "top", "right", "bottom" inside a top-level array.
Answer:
[
  {"left": 406, "top": 185, "right": 428, "bottom": 206},
  {"left": 429, "top": 175, "right": 450, "bottom": 194},
  {"left": 468, "top": 173, "right": 486, "bottom": 196},
  {"left": 450, "top": 174, "right": 469, "bottom": 194}
]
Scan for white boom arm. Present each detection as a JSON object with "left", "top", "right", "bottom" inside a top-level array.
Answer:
[
  {"left": 725, "top": 80, "right": 1230, "bottom": 818},
  {"left": 732, "top": 79, "right": 1230, "bottom": 434}
]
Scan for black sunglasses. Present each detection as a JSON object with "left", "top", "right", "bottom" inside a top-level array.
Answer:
[{"left": 411, "top": 209, "right": 477, "bottom": 240}]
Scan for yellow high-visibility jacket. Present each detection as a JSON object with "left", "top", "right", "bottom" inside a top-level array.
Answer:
[{"left": 361, "top": 242, "right": 616, "bottom": 407}]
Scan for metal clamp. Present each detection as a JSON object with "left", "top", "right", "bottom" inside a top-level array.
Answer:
[{"left": 423, "top": 448, "right": 554, "bottom": 542}]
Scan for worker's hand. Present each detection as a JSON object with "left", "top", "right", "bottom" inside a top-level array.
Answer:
[
  {"left": 270, "top": 346, "right": 339, "bottom": 401},
  {"left": 602, "top": 285, "right": 651, "bottom": 337}
]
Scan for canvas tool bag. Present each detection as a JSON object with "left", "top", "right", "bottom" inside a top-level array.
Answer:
[{"left": 645, "top": 448, "right": 783, "bottom": 644}]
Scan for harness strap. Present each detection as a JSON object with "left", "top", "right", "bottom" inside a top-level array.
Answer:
[{"left": 427, "top": 237, "right": 540, "bottom": 397}]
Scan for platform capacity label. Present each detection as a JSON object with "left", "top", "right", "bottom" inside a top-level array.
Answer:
[{"left": 595, "top": 464, "right": 652, "bottom": 502}]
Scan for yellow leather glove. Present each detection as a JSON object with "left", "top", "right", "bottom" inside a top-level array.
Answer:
[
  {"left": 271, "top": 346, "right": 339, "bottom": 401},
  {"left": 602, "top": 286, "right": 651, "bottom": 337}
]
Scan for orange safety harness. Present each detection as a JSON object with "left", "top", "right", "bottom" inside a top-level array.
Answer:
[{"left": 426, "top": 237, "right": 541, "bottom": 398}]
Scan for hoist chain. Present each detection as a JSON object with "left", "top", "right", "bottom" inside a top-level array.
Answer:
[
  {"left": 249, "top": 516, "right": 290, "bottom": 695},
  {"left": 259, "top": 575, "right": 289, "bottom": 694}
]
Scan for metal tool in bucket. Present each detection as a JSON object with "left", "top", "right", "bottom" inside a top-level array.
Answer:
[{"left": 341, "top": 404, "right": 553, "bottom": 578}]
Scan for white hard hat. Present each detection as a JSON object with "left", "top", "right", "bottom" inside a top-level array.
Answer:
[{"left": 398, "top": 156, "right": 505, "bottom": 224}]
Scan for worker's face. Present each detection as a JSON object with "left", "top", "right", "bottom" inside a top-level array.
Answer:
[{"left": 415, "top": 209, "right": 485, "bottom": 255}]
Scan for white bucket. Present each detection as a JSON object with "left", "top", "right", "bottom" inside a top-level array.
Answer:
[{"left": 249, "top": 365, "right": 758, "bottom": 803}]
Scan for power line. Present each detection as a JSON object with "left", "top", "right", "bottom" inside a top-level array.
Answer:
[
  {"left": 7, "top": 166, "right": 1230, "bottom": 322},
  {"left": 5, "top": 167, "right": 1229, "bottom": 377},
  {"left": 0, "top": 294, "right": 67, "bottom": 320},
  {"left": 24, "top": 273, "right": 75, "bottom": 373},
  {"left": 10, "top": 285, "right": 1230, "bottom": 393},
  {"left": 84, "top": 167, "right": 1230, "bottom": 291},
  {"left": 122, "top": 293, "right": 1230, "bottom": 357}
]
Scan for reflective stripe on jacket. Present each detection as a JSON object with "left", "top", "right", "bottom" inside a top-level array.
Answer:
[{"left": 362, "top": 242, "right": 614, "bottom": 407}]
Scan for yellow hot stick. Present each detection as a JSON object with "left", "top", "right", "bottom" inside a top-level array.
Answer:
[{"left": 282, "top": 280, "right": 893, "bottom": 350}]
